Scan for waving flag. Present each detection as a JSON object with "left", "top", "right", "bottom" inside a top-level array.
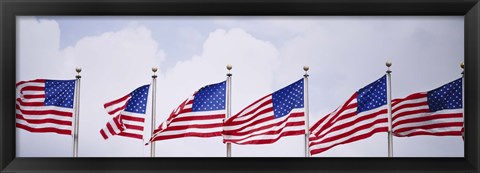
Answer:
[
  {"left": 16, "top": 79, "right": 76, "bottom": 135},
  {"left": 100, "top": 85, "right": 150, "bottom": 140},
  {"left": 392, "top": 78, "right": 463, "bottom": 137},
  {"left": 147, "top": 81, "right": 226, "bottom": 143},
  {"left": 309, "top": 75, "right": 388, "bottom": 155},
  {"left": 223, "top": 79, "right": 305, "bottom": 145}
]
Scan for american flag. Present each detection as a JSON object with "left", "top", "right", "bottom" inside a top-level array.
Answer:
[
  {"left": 392, "top": 78, "right": 463, "bottom": 137},
  {"left": 100, "top": 85, "right": 150, "bottom": 140},
  {"left": 223, "top": 79, "right": 305, "bottom": 145},
  {"left": 147, "top": 81, "right": 226, "bottom": 143},
  {"left": 309, "top": 75, "right": 388, "bottom": 155},
  {"left": 16, "top": 79, "right": 76, "bottom": 135}
]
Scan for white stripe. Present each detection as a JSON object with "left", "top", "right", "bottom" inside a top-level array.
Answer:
[
  {"left": 17, "top": 81, "right": 45, "bottom": 92},
  {"left": 21, "top": 90, "right": 45, "bottom": 96},
  {"left": 396, "top": 126, "right": 463, "bottom": 136},
  {"left": 122, "top": 128, "right": 143, "bottom": 136},
  {"left": 392, "top": 105, "right": 429, "bottom": 123},
  {"left": 16, "top": 119, "right": 72, "bottom": 130},
  {"left": 224, "top": 115, "right": 305, "bottom": 140},
  {"left": 393, "top": 117, "right": 463, "bottom": 132},
  {"left": 309, "top": 122, "right": 388, "bottom": 152},
  {"left": 122, "top": 111, "right": 146, "bottom": 119},
  {"left": 393, "top": 109, "right": 463, "bottom": 127},
  {"left": 122, "top": 119, "right": 145, "bottom": 127},
  {"left": 19, "top": 98, "right": 45, "bottom": 103},
  {"left": 16, "top": 111, "right": 73, "bottom": 122},
  {"left": 168, "top": 118, "right": 224, "bottom": 127},
  {"left": 16, "top": 102, "right": 73, "bottom": 113},
  {"left": 230, "top": 125, "right": 305, "bottom": 144},
  {"left": 392, "top": 97, "right": 427, "bottom": 110}
]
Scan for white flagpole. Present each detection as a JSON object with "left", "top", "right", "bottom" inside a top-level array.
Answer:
[
  {"left": 73, "top": 67, "right": 82, "bottom": 157},
  {"left": 303, "top": 66, "right": 310, "bottom": 157},
  {"left": 150, "top": 67, "right": 158, "bottom": 157},
  {"left": 461, "top": 62, "right": 465, "bottom": 141},
  {"left": 386, "top": 61, "right": 393, "bottom": 157},
  {"left": 226, "top": 64, "right": 232, "bottom": 157}
]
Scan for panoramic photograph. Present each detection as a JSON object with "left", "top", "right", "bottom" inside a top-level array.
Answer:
[{"left": 16, "top": 16, "right": 464, "bottom": 157}]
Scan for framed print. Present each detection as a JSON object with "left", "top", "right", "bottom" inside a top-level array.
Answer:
[{"left": 1, "top": 0, "right": 479, "bottom": 172}]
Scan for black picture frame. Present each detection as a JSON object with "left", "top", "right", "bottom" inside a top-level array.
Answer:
[{"left": 1, "top": 0, "right": 479, "bottom": 172}]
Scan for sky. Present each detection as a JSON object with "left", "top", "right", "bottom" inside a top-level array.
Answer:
[{"left": 15, "top": 16, "right": 464, "bottom": 157}]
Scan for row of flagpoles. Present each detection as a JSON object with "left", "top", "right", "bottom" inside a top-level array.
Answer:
[{"left": 15, "top": 61, "right": 465, "bottom": 157}]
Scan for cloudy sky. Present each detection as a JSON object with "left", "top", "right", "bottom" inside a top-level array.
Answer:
[{"left": 16, "top": 16, "right": 464, "bottom": 157}]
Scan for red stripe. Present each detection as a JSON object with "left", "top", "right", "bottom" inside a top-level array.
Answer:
[
  {"left": 23, "top": 94, "right": 46, "bottom": 99},
  {"left": 309, "top": 118, "right": 388, "bottom": 144},
  {"left": 225, "top": 130, "right": 305, "bottom": 145},
  {"left": 16, "top": 114, "right": 72, "bottom": 126},
  {"left": 392, "top": 113, "right": 463, "bottom": 128},
  {"left": 104, "top": 94, "right": 130, "bottom": 108},
  {"left": 16, "top": 104, "right": 73, "bottom": 117},
  {"left": 16, "top": 123, "right": 71, "bottom": 135},
  {"left": 20, "top": 86, "right": 45, "bottom": 93},
  {"left": 107, "top": 104, "right": 128, "bottom": 116},
  {"left": 120, "top": 114, "right": 145, "bottom": 122},
  {"left": 225, "top": 107, "right": 274, "bottom": 126},
  {"left": 106, "top": 122, "right": 117, "bottom": 135},
  {"left": 224, "top": 113, "right": 304, "bottom": 136},
  {"left": 124, "top": 124, "right": 144, "bottom": 131},
  {"left": 311, "top": 109, "right": 387, "bottom": 141},
  {"left": 118, "top": 132, "right": 143, "bottom": 140},
  {"left": 100, "top": 129, "right": 109, "bottom": 140},
  {"left": 16, "top": 98, "right": 44, "bottom": 106},
  {"left": 394, "top": 122, "right": 464, "bottom": 134},
  {"left": 310, "top": 127, "right": 387, "bottom": 155},
  {"left": 152, "top": 132, "right": 222, "bottom": 141},
  {"left": 391, "top": 92, "right": 427, "bottom": 107},
  {"left": 16, "top": 79, "right": 46, "bottom": 88}
]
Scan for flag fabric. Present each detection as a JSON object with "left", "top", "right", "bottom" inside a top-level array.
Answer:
[
  {"left": 16, "top": 79, "right": 76, "bottom": 135},
  {"left": 309, "top": 75, "right": 388, "bottom": 155},
  {"left": 391, "top": 78, "right": 463, "bottom": 137},
  {"left": 223, "top": 79, "right": 305, "bottom": 145},
  {"left": 100, "top": 85, "right": 150, "bottom": 140},
  {"left": 148, "top": 81, "right": 226, "bottom": 143}
]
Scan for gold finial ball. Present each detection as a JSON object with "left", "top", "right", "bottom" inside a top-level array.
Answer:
[
  {"left": 226, "top": 64, "right": 232, "bottom": 70},
  {"left": 75, "top": 67, "right": 82, "bottom": 73},
  {"left": 461, "top": 62, "right": 464, "bottom": 69},
  {"left": 303, "top": 66, "right": 309, "bottom": 72},
  {"left": 386, "top": 61, "right": 392, "bottom": 67},
  {"left": 152, "top": 67, "right": 158, "bottom": 73}
]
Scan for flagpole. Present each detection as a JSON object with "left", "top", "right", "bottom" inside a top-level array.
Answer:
[
  {"left": 226, "top": 64, "right": 232, "bottom": 157},
  {"left": 386, "top": 61, "right": 393, "bottom": 157},
  {"left": 73, "top": 67, "right": 81, "bottom": 157},
  {"left": 461, "top": 62, "right": 465, "bottom": 141},
  {"left": 303, "top": 66, "right": 310, "bottom": 157},
  {"left": 151, "top": 67, "right": 158, "bottom": 157}
]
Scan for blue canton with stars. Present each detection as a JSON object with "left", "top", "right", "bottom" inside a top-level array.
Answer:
[
  {"left": 44, "top": 80, "right": 76, "bottom": 108},
  {"left": 272, "top": 79, "right": 304, "bottom": 118},
  {"left": 125, "top": 85, "right": 150, "bottom": 114},
  {"left": 427, "top": 78, "right": 462, "bottom": 112},
  {"left": 357, "top": 75, "right": 387, "bottom": 114},
  {"left": 192, "top": 81, "right": 226, "bottom": 112}
]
